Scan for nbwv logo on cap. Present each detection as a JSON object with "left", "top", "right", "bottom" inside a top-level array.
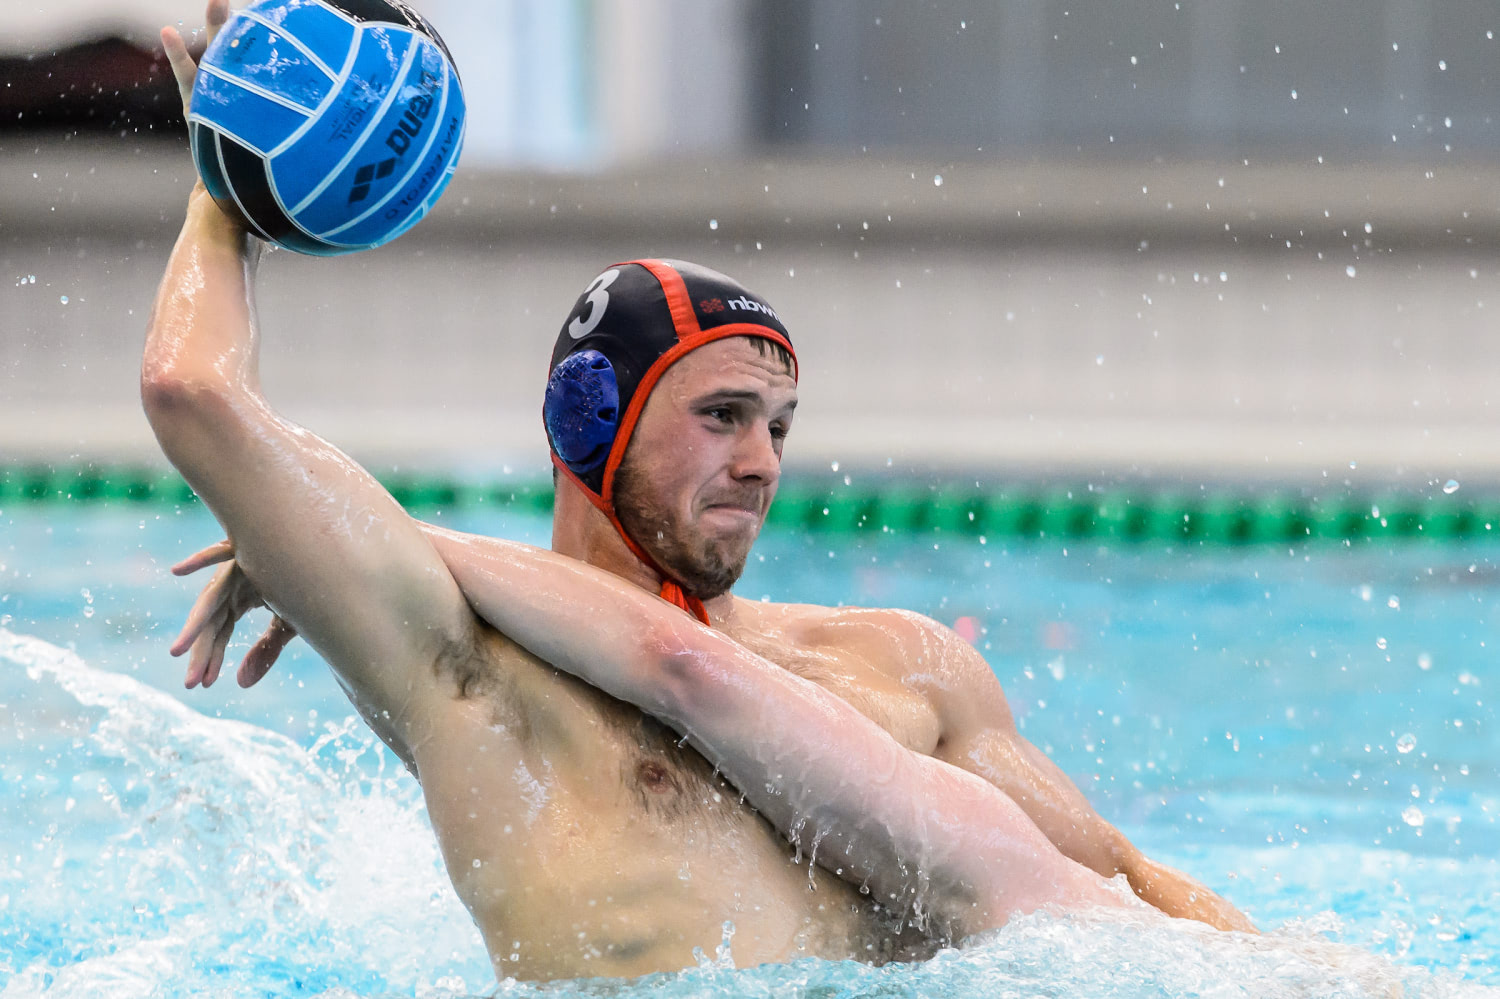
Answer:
[
  {"left": 728, "top": 296, "right": 779, "bottom": 321},
  {"left": 542, "top": 258, "right": 798, "bottom": 622}
]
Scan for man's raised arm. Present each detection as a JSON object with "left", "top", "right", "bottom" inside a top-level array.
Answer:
[{"left": 143, "top": 5, "right": 473, "bottom": 747}]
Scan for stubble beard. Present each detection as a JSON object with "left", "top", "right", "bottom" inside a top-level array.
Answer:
[{"left": 613, "top": 460, "right": 752, "bottom": 600}]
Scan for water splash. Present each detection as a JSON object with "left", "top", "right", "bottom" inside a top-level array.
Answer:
[
  {"left": 0, "top": 629, "right": 486, "bottom": 998},
  {"left": 478, "top": 908, "right": 1493, "bottom": 999}
]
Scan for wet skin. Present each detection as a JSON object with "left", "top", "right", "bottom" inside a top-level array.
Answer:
[
  {"left": 141, "top": 191, "right": 931, "bottom": 975},
  {"left": 152, "top": 9, "right": 1247, "bottom": 979},
  {"left": 163, "top": 333, "right": 1249, "bottom": 980}
]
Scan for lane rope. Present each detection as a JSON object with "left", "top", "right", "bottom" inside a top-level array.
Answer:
[{"left": 2, "top": 464, "right": 1493, "bottom": 544}]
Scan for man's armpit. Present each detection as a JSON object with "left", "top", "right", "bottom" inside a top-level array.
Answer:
[{"left": 433, "top": 622, "right": 541, "bottom": 741}]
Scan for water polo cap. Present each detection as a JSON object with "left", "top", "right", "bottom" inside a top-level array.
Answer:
[{"left": 543, "top": 259, "right": 798, "bottom": 623}]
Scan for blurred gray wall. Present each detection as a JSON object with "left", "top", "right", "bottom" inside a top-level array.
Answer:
[
  {"left": 5, "top": 2, "right": 1498, "bottom": 164},
  {"left": 750, "top": 1, "right": 1500, "bottom": 158}
]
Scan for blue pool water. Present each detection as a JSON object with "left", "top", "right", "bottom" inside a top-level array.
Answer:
[{"left": 1, "top": 501, "right": 1496, "bottom": 997}]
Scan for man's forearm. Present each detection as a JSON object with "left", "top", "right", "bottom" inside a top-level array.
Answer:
[{"left": 142, "top": 189, "right": 263, "bottom": 419}]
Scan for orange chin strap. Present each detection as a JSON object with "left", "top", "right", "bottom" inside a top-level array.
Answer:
[
  {"left": 658, "top": 579, "right": 711, "bottom": 626},
  {"left": 553, "top": 453, "right": 712, "bottom": 627}
]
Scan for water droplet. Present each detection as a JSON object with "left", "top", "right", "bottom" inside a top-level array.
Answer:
[
  {"left": 1387, "top": 595, "right": 1400, "bottom": 609},
  {"left": 1443, "top": 479, "right": 1460, "bottom": 494},
  {"left": 1417, "top": 652, "right": 1433, "bottom": 671},
  {"left": 1095, "top": 354, "right": 1105, "bottom": 365},
  {"left": 1291, "top": 89, "right": 1298, "bottom": 100},
  {"left": 1359, "top": 584, "right": 1373, "bottom": 602},
  {"left": 1402, "top": 805, "right": 1425, "bottom": 827},
  {"left": 708, "top": 219, "right": 718, "bottom": 230},
  {"left": 932, "top": 174, "right": 944, "bottom": 187},
  {"left": 1396, "top": 733, "right": 1417, "bottom": 753},
  {"left": 1345, "top": 265, "right": 1357, "bottom": 278},
  {"left": 1376, "top": 636, "right": 1388, "bottom": 650},
  {"left": 59, "top": 295, "right": 69, "bottom": 305},
  {"left": 82, "top": 606, "right": 94, "bottom": 619}
]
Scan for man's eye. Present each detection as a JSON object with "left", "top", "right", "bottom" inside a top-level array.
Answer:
[
  {"left": 706, "top": 407, "right": 732, "bottom": 423},
  {"left": 770, "top": 424, "right": 789, "bottom": 440}
]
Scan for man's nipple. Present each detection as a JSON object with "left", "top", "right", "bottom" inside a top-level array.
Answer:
[{"left": 636, "top": 759, "right": 678, "bottom": 793}]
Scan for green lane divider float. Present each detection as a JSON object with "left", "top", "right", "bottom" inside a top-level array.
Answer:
[{"left": 2, "top": 464, "right": 1496, "bottom": 545}]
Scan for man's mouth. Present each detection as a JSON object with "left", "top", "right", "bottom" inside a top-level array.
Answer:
[{"left": 703, "top": 501, "right": 762, "bottom": 521}]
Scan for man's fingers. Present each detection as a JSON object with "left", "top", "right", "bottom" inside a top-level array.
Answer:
[
  {"left": 170, "top": 562, "right": 235, "bottom": 657},
  {"left": 184, "top": 608, "right": 223, "bottom": 687},
  {"left": 172, "top": 539, "right": 235, "bottom": 577},
  {"left": 238, "top": 616, "right": 297, "bottom": 688},
  {"left": 205, "top": 0, "right": 231, "bottom": 45},
  {"left": 163, "top": 1, "right": 233, "bottom": 116},
  {"left": 160, "top": 26, "right": 197, "bottom": 114},
  {"left": 201, "top": 614, "right": 236, "bottom": 688}
]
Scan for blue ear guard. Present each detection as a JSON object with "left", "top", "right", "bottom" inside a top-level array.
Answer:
[{"left": 544, "top": 350, "right": 620, "bottom": 474}]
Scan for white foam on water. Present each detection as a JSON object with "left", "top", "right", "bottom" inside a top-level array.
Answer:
[
  {"left": 481, "top": 908, "right": 1496, "bottom": 999},
  {"left": 0, "top": 628, "right": 489, "bottom": 998}
]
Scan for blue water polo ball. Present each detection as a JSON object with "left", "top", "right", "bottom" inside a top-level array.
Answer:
[{"left": 188, "top": 0, "right": 466, "bottom": 255}]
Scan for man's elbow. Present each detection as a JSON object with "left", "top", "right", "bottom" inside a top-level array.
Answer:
[
  {"left": 142, "top": 365, "right": 221, "bottom": 421},
  {"left": 140, "top": 364, "right": 247, "bottom": 459},
  {"left": 642, "top": 619, "right": 723, "bottom": 721}
]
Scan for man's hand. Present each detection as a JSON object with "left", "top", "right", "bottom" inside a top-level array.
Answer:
[
  {"left": 171, "top": 540, "right": 297, "bottom": 689},
  {"left": 161, "top": 0, "right": 230, "bottom": 120}
]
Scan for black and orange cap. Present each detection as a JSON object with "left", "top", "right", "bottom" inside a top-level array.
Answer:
[{"left": 543, "top": 258, "right": 797, "bottom": 510}]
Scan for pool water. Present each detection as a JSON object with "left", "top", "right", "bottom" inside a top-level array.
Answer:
[{"left": 1, "top": 502, "right": 1496, "bottom": 997}]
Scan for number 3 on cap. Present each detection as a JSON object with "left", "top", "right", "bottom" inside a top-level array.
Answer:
[{"left": 568, "top": 268, "right": 621, "bottom": 339}]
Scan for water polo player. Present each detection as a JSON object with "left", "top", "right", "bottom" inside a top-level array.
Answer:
[{"left": 154, "top": 1, "right": 1252, "bottom": 981}]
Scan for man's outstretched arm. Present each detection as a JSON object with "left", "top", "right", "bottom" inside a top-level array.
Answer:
[
  {"left": 144, "top": 4, "right": 472, "bottom": 746},
  {"left": 414, "top": 528, "right": 1131, "bottom": 939},
  {"left": 894, "top": 616, "right": 1256, "bottom": 932}
]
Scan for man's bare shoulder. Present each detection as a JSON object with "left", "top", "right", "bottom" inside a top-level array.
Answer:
[
  {"left": 730, "top": 596, "right": 1008, "bottom": 732},
  {"left": 732, "top": 598, "right": 983, "bottom": 682}
]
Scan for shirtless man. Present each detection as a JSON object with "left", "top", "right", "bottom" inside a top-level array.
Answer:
[{"left": 151, "top": 3, "right": 1251, "bottom": 981}]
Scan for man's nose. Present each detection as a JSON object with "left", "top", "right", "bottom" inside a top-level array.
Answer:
[{"left": 731, "top": 425, "right": 781, "bottom": 484}]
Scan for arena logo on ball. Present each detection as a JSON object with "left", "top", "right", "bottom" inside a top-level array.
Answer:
[
  {"left": 383, "top": 110, "right": 461, "bottom": 220},
  {"left": 346, "top": 67, "right": 439, "bottom": 206}
]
